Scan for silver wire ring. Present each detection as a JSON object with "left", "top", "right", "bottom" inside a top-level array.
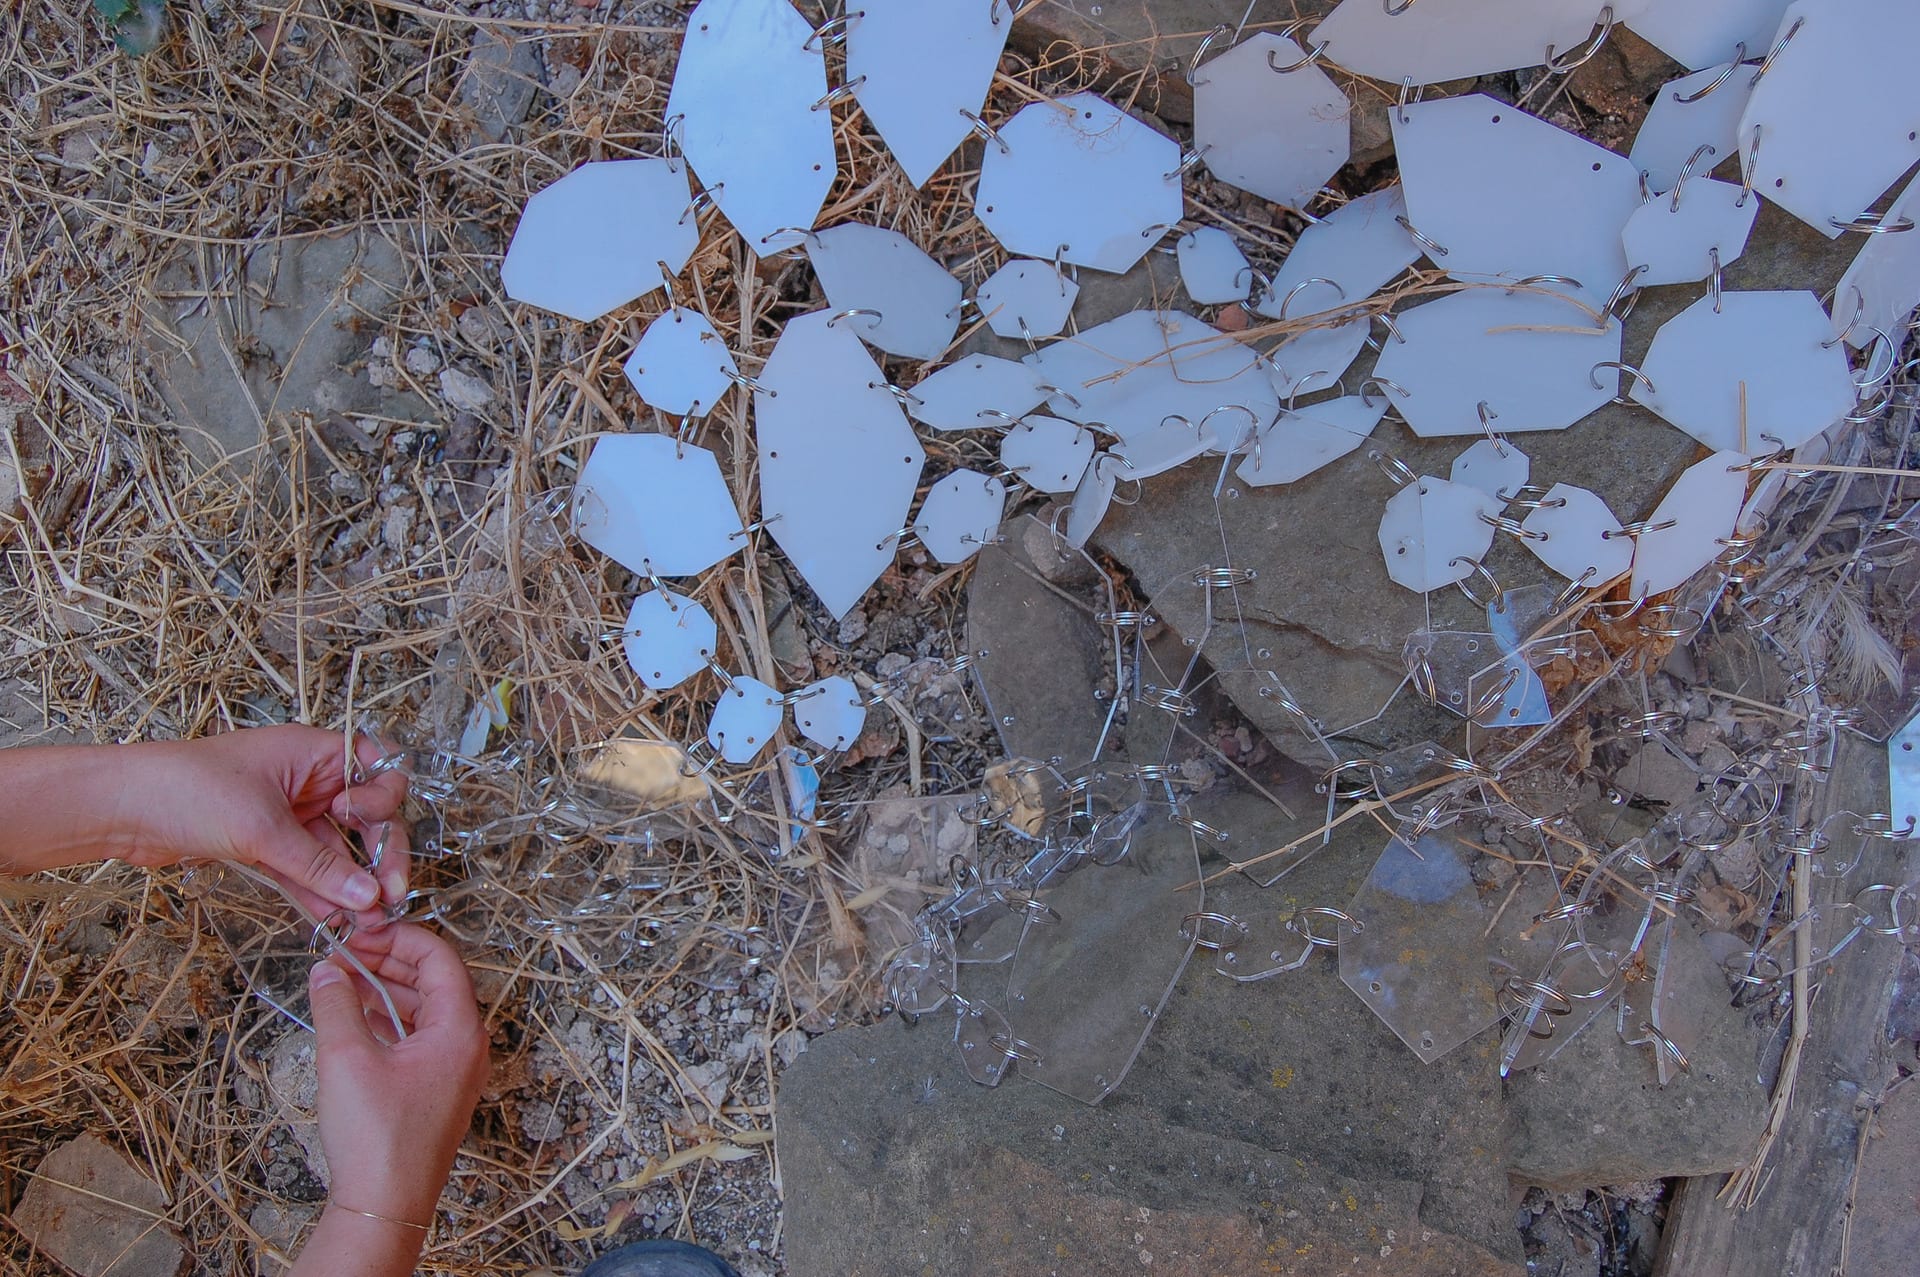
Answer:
[
  {"left": 1186, "top": 24, "right": 1231, "bottom": 85},
  {"left": 1506, "top": 273, "right": 1585, "bottom": 294},
  {"left": 1830, "top": 211, "right": 1917, "bottom": 234},
  {"left": 988, "top": 1032, "right": 1044, "bottom": 1064},
  {"left": 803, "top": 10, "right": 862, "bottom": 50},
  {"left": 1466, "top": 666, "right": 1520, "bottom": 720},
  {"left": 810, "top": 76, "right": 867, "bottom": 112},
  {"left": 1289, "top": 906, "right": 1360, "bottom": 946},
  {"left": 1384, "top": 0, "right": 1416, "bottom": 13},
  {"left": 1852, "top": 814, "right": 1918, "bottom": 841},
  {"left": 1636, "top": 1021, "right": 1690, "bottom": 1072},
  {"left": 957, "top": 108, "right": 1010, "bottom": 155},
  {"left": 1668, "top": 143, "right": 1716, "bottom": 211},
  {"left": 1139, "top": 685, "right": 1198, "bottom": 716},
  {"left": 1615, "top": 709, "right": 1683, "bottom": 738},
  {"left": 1600, "top": 518, "right": 1678, "bottom": 541},
  {"left": 867, "top": 379, "right": 923, "bottom": 408},
  {"left": 1395, "top": 214, "right": 1449, "bottom": 258},
  {"left": 679, "top": 185, "right": 720, "bottom": 225},
  {"left": 1604, "top": 263, "right": 1649, "bottom": 322},
  {"left": 1506, "top": 484, "right": 1568, "bottom": 510},
  {"left": 1360, "top": 377, "right": 1409, "bottom": 410},
  {"left": 829, "top": 307, "right": 883, "bottom": 329},
  {"left": 1180, "top": 911, "right": 1249, "bottom": 950},
  {"left": 1545, "top": 5, "right": 1614, "bottom": 74},
  {"left": 722, "top": 367, "right": 773, "bottom": 395},
  {"left": 1500, "top": 974, "right": 1573, "bottom": 1019},
  {"left": 1094, "top": 609, "right": 1157, "bottom": 627},
  {"left": 1449, "top": 556, "right": 1504, "bottom": 608},
  {"left": 1480, "top": 511, "right": 1547, "bottom": 542},
  {"left": 1674, "top": 46, "right": 1746, "bottom": 102},
  {"left": 1273, "top": 276, "right": 1345, "bottom": 321},
  {"left": 1636, "top": 603, "right": 1703, "bottom": 639},
  {"left": 1170, "top": 811, "right": 1232, "bottom": 841},
  {"left": 1162, "top": 146, "right": 1210, "bottom": 182},
  {"left": 1748, "top": 15, "right": 1803, "bottom": 88},
  {"left": 1267, "top": 18, "right": 1329, "bottom": 71},
  {"left": 1550, "top": 566, "right": 1599, "bottom": 614},
  {"left": 1853, "top": 884, "right": 1915, "bottom": 937},
  {"left": 1192, "top": 565, "right": 1257, "bottom": 588},
  {"left": 1395, "top": 75, "right": 1423, "bottom": 124},
  {"left": 1366, "top": 447, "right": 1416, "bottom": 488},
  {"left": 1475, "top": 400, "right": 1510, "bottom": 455},
  {"left": 1032, "top": 382, "right": 1083, "bottom": 408}
]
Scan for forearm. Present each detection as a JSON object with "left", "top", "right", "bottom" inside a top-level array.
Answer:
[
  {"left": 0, "top": 742, "right": 160, "bottom": 875},
  {"left": 286, "top": 1204, "right": 428, "bottom": 1277}
]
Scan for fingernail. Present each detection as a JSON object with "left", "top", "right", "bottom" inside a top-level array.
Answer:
[
  {"left": 344, "top": 875, "right": 379, "bottom": 910},
  {"left": 310, "top": 961, "right": 345, "bottom": 989}
]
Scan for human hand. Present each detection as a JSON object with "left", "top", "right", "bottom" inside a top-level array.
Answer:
[
  {"left": 127, "top": 725, "right": 411, "bottom": 920},
  {"left": 307, "top": 924, "right": 489, "bottom": 1232}
]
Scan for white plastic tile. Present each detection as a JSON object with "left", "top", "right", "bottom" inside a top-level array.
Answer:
[
  {"left": 1266, "top": 314, "right": 1370, "bottom": 399},
  {"left": 1630, "top": 451, "right": 1747, "bottom": 599},
  {"left": 1025, "top": 310, "right": 1279, "bottom": 463},
  {"left": 1628, "top": 0, "right": 1793, "bottom": 70},
  {"left": 791, "top": 674, "right": 866, "bottom": 752},
  {"left": 1235, "top": 394, "right": 1386, "bottom": 487},
  {"left": 847, "top": 0, "right": 1009, "bottom": 187},
  {"left": 806, "top": 222, "right": 965, "bottom": 360},
  {"left": 1630, "top": 66, "right": 1755, "bottom": 193},
  {"left": 1175, "top": 228, "right": 1252, "bottom": 304},
  {"left": 1063, "top": 453, "right": 1118, "bottom": 549},
  {"left": 708, "top": 675, "right": 782, "bottom": 763},
  {"left": 1192, "top": 32, "right": 1350, "bottom": 210},
  {"left": 1313, "top": 0, "right": 1641, "bottom": 86},
  {"left": 916, "top": 470, "right": 1007, "bottom": 564},
  {"left": 1001, "top": 416, "right": 1095, "bottom": 493},
  {"left": 1621, "top": 177, "right": 1759, "bottom": 285},
  {"left": 622, "top": 589, "right": 717, "bottom": 690},
  {"left": 1737, "top": 0, "right": 1920, "bottom": 237},
  {"left": 1394, "top": 94, "right": 1642, "bottom": 306},
  {"left": 1378, "top": 476, "right": 1502, "bottom": 594},
  {"left": 1520, "top": 483, "right": 1633, "bottom": 584},
  {"left": 1372, "top": 288, "right": 1622, "bottom": 437},
  {"left": 623, "top": 308, "right": 739, "bottom": 417},
  {"left": 1891, "top": 706, "right": 1920, "bottom": 833},
  {"left": 574, "top": 434, "right": 744, "bottom": 578},
  {"left": 1633, "top": 291, "right": 1856, "bottom": 452},
  {"left": 1110, "top": 417, "right": 1212, "bottom": 480},
  {"left": 976, "top": 92, "right": 1183, "bottom": 274},
  {"left": 757, "top": 311, "right": 925, "bottom": 618},
  {"left": 906, "top": 354, "right": 1047, "bottom": 432},
  {"left": 1253, "top": 186, "right": 1420, "bottom": 320},
  {"left": 666, "top": 0, "right": 835, "bottom": 253},
  {"left": 1449, "top": 438, "right": 1529, "bottom": 500},
  {"left": 1833, "top": 169, "right": 1920, "bottom": 348},
  {"left": 501, "top": 160, "right": 699, "bottom": 322},
  {"left": 976, "top": 259, "right": 1079, "bottom": 339}
]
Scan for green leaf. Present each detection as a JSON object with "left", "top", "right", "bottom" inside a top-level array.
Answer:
[{"left": 92, "top": 0, "right": 135, "bottom": 23}]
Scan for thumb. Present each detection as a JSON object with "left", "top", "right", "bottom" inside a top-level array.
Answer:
[
  {"left": 308, "top": 961, "right": 377, "bottom": 1050},
  {"left": 263, "top": 817, "right": 381, "bottom": 913}
]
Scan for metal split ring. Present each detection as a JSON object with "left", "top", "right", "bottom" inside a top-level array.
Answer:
[
  {"left": 1162, "top": 146, "right": 1211, "bottom": 182},
  {"left": 1466, "top": 667, "right": 1521, "bottom": 721},
  {"left": 1600, "top": 518, "right": 1677, "bottom": 541},
  {"left": 1852, "top": 814, "right": 1918, "bottom": 841},
  {"left": 1366, "top": 447, "right": 1417, "bottom": 488},
  {"left": 1170, "top": 810, "right": 1232, "bottom": 842},
  {"left": 1545, "top": 4, "right": 1614, "bottom": 74},
  {"left": 1139, "top": 684, "right": 1198, "bottom": 716},
  {"left": 867, "top": 379, "right": 922, "bottom": 408},
  {"left": 1479, "top": 511, "right": 1548, "bottom": 542},
  {"left": 803, "top": 10, "right": 862, "bottom": 50},
  {"left": 1668, "top": 143, "right": 1716, "bottom": 211},
  {"left": 1266, "top": 18, "right": 1329, "bottom": 71},
  {"left": 1500, "top": 974, "right": 1573, "bottom": 1020},
  {"left": 1180, "top": 911, "right": 1249, "bottom": 950},
  {"left": 1674, "top": 46, "right": 1746, "bottom": 102},
  {"left": 1449, "top": 556, "right": 1504, "bottom": 608},
  {"left": 1271, "top": 276, "right": 1345, "bottom": 321},
  {"left": 1186, "top": 24, "right": 1231, "bottom": 84},
  {"left": 1192, "top": 565, "right": 1257, "bottom": 588},
  {"left": 1590, "top": 360, "right": 1655, "bottom": 403},
  {"left": 1748, "top": 15, "right": 1803, "bottom": 88},
  {"left": 1851, "top": 884, "right": 1914, "bottom": 937},
  {"left": 988, "top": 1032, "right": 1043, "bottom": 1065},
  {"left": 1395, "top": 214, "right": 1449, "bottom": 258},
  {"left": 1507, "top": 484, "right": 1568, "bottom": 510},
  {"left": 722, "top": 367, "right": 773, "bottom": 396},
  {"left": 1616, "top": 709, "right": 1683, "bottom": 737},
  {"left": 1635, "top": 603, "right": 1704, "bottom": 639},
  {"left": 1549, "top": 567, "right": 1599, "bottom": 615},
  {"left": 1095, "top": 609, "right": 1156, "bottom": 628},
  {"left": 957, "top": 108, "right": 1010, "bottom": 154},
  {"left": 1288, "top": 906, "right": 1360, "bottom": 946},
  {"left": 810, "top": 76, "right": 867, "bottom": 112}
]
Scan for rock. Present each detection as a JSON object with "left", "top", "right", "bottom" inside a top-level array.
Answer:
[
  {"left": 11, "top": 1133, "right": 190, "bottom": 1277},
  {"left": 233, "top": 1029, "right": 330, "bottom": 1188},
  {"left": 141, "top": 229, "right": 426, "bottom": 474},
  {"left": 458, "top": 30, "right": 541, "bottom": 145},
  {"left": 1615, "top": 742, "right": 1702, "bottom": 808},
  {"left": 1841, "top": 1072, "right": 1920, "bottom": 1275},
  {"left": 247, "top": 1200, "right": 317, "bottom": 1272},
  {"left": 437, "top": 365, "right": 495, "bottom": 412}
]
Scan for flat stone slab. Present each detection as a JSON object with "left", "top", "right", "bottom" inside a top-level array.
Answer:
[{"left": 11, "top": 1133, "right": 189, "bottom": 1277}]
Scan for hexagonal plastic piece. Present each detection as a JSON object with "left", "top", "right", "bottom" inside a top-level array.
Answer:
[
  {"left": 1372, "top": 287, "right": 1621, "bottom": 436},
  {"left": 1520, "top": 483, "right": 1633, "bottom": 585},
  {"left": 1377, "top": 476, "right": 1502, "bottom": 593},
  {"left": 915, "top": 470, "right": 1006, "bottom": 564},
  {"left": 975, "top": 259, "right": 1079, "bottom": 339},
  {"left": 1314, "top": 0, "right": 1624, "bottom": 85},
  {"left": 1236, "top": 394, "right": 1385, "bottom": 487},
  {"left": 1175, "top": 228, "right": 1252, "bottom": 304},
  {"left": 1630, "top": 451, "right": 1747, "bottom": 599},
  {"left": 1449, "top": 438, "right": 1529, "bottom": 500},
  {"left": 1000, "top": 416, "right": 1094, "bottom": 493},
  {"left": 1254, "top": 185, "right": 1420, "bottom": 319},
  {"left": 1627, "top": 0, "right": 1794, "bottom": 70},
  {"left": 1193, "top": 31, "right": 1350, "bottom": 210},
  {"left": 666, "top": 0, "right": 835, "bottom": 253},
  {"left": 847, "top": 0, "right": 1009, "bottom": 187},
  {"left": 1394, "top": 94, "right": 1642, "bottom": 305},
  {"left": 1266, "top": 314, "right": 1370, "bottom": 400},
  {"left": 707, "top": 675, "right": 782, "bottom": 764},
  {"left": 1630, "top": 65, "right": 1754, "bottom": 193},
  {"left": 621, "top": 589, "right": 717, "bottom": 690},
  {"left": 806, "top": 223, "right": 965, "bottom": 360},
  {"left": 502, "top": 160, "right": 699, "bottom": 322},
  {"left": 623, "top": 308, "right": 738, "bottom": 417},
  {"left": 573, "top": 434, "right": 744, "bottom": 578},
  {"left": 757, "top": 311, "right": 925, "bottom": 618},
  {"left": 1833, "top": 169, "right": 1920, "bottom": 349},
  {"left": 1632, "top": 290, "right": 1857, "bottom": 452},
  {"left": 791, "top": 675, "right": 866, "bottom": 752},
  {"left": 1621, "top": 178, "right": 1758, "bottom": 285},
  {"left": 906, "top": 354, "right": 1047, "bottom": 431},
  {"left": 976, "top": 92, "right": 1183, "bottom": 274}
]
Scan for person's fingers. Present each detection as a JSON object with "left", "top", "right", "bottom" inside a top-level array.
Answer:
[
  {"left": 356, "top": 817, "right": 411, "bottom": 904},
  {"left": 341, "top": 966, "right": 424, "bottom": 1023},
  {"left": 308, "top": 958, "right": 378, "bottom": 1050},
  {"left": 253, "top": 815, "right": 380, "bottom": 913},
  {"left": 380, "top": 925, "right": 480, "bottom": 1038}
]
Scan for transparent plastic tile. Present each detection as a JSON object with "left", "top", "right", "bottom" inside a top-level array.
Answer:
[
  {"left": 1393, "top": 95, "right": 1641, "bottom": 305},
  {"left": 1237, "top": 393, "right": 1385, "bottom": 487},
  {"left": 1314, "top": 0, "right": 1631, "bottom": 84},
  {"left": 622, "top": 589, "right": 716, "bottom": 690},
  {"left": 1405, "top": 629, "right": 1501, "bottom": 718},
  {"left": 976, "top": 259, "right": 1078, "bottom": 339},
  {"left": 1002, "top": 807, "right": 1202, "bottom": 1102},
  {"left": 666, "top": 0, "right": 834, "bottom": 254},
  {"left": 501, "top": 159, "right": 699, "bottom": 322},
  {"left": 1623, "top": 917, "right": 1707, "bottom": 1087},
  {"left": 976, "top": 92, "right": 1183, "bottom": 274},
  {"left": 1341, "top": 826, "right": 1497, "bottom": 1064},
  {"left": 1469, "top": 643, "right": 1550, "bottom": 730},
  {"left": 1627, "top": 0, "right": 1793, "bottom": 70},
  {"left": 757, "top": 311, "right": 925, "bottom": 618},
  {"left": 907, "top": 354, "right": 1047, "bottom": 432},
  {"left": 708, "top": 674, "right": 782, "bottom": 764},
  {"left": 1449, "top": 438, "right": 1529, "bottom": 500},
  {"left": 1892, "top": 706, "right": 1919, "bottom": 831},
  {"left": 791, "top": 674, "right": 865, "bottom": 753},
  {"left": 1379, "top": 476, "right": 1502, "bottom": 594},
  {"left": 1736, "top": 0, "right": 1920, "bottom": 237},
  {"left": 1621, "top": 178, "right": 1759, "bottom": 286},
  {"left": 1063, "top": 452, "right": 1118, "bottom": 549},
  {"left": 1265, "top": 314, "right": 1371, "bottom": 399},
  {"left": 917, "top": 470, "right": 1006, "bottom": 565},
  {"left": 886, "top": 936, "right": 957, "bottom": 1017},
  {"left": 1632, "top": 291, "right": 1856, "bottom": 452},
  {"left": 1832, "top": 169, "right": 1920, "bottom": 349},
  {"left": 1373, "top": 288, "right": 1621, "bottom": 437},
  {"left": 1630, "top": 450, "right": 1747, "bottom": 599},
  {"left": 573, "top": 434, "right": 744, "bottom": 578},
  {"left": 1192, "top": 31, "right": 1350, "bottom": 210},
  {"left": 1175, "top": 228, "right": 1251, "bottom": 305},
  {"left": 956, "top": 999, "right": 1015, "bottom": 1086},
  {"left": 1630, "top": 66, "right": 1755, "bottom": 193},
  {"left": 1502, "top": 893, "right": 1646, "bottom": 1073},
  {"left": 1254, "top": 186, "right": 1419, "bottom": 320},
  {"left": 1001, "top": 416, "right": 1095, "bottom": 493},
  {"left": 1026, "top": 310, "right": 1279, "bottom": 452},
  {"left": 806, "top": 222, "right": 965, "bottom": 360},
  {"left": 1521, "top": 482, "right": 1632, "bottom": 584},
  {"left": 846, "top": 0, "right": 1009, "bottom": 188},
  {"left": 623, "top": 307, "right": 738, "bottom": 417}
]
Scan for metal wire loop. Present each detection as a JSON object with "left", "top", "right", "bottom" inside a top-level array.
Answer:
[
  {"left": 1466, "top": 666, "right": 1521, "bottom": 721},
  {"left": 1267, "top": 18, "right": 1329, "bottom": 71},
  {"left": 1603, "top": 263, "right": 1649, "bottom": 322},
  {"left": 867, "top": 379, "right": 922, "bottom": 408},
  {"left": 1545, "top": 5, "right": 1614, "bottom": 73},
  {"left": 1550, "top": 566, "right": 1599, "bottom": 615},
  {"left": 957, "top": 108, "right": 1010, "bottom": 154},
  {"left": 810, "top": 76, "right": 867, "bottom": 112},
  {"left": 721, "top": 367, "right": 773, "bottom": 396},
  {"left": 1366, "top": 447, "right": 1416, "bottom": 488},
  {"left": 1600, "top": 518, "right": 1678, "bottom": 541},
  {"left": 1500, "top": 975, "right": 1573, "bottom": 1020},
  {"left": 680, "top": 185, "right": 720, "bottom": 225},
  {"left": 1192, "top": 565, "right": 1257, "bottom": 588},
  {"left": 1032, "top": 382, "right": 1082, "bottom": 409},
  {"left": 828, "top": 307, "right": 883, "bottom": 330},
  {"left": 1748, "top": 15, "right": 1803, "bottom": 87},
  {"left": 875, "top": 524, "right": 919, "bottom": 553},
  {"left": 1170, "top": 810, "right": 1232, "bottom": 842},
  {"left": 1480, "top": 511, "right": 1547, "bottom": 542},
  {"left": 1776, "top": 826, "right": 1832, "bottom": 857},
  {"left": 988, "top": 1032, "right": 1044, "bottom": 1064},
  {"left": 1507, "top": 273, "right": 1585, "bottom": 295},
  {"left": 1667, "top": 143, "right": 1716, "bottom": 211},
  {"left": 1360, "top": 376, "right": 1409, "bottom": 410},
  {"left": 1852, "top": 884, "right": 1914, "bottom": 937},
  {"left": 1273, "top": 276, "right": 1345, "bottom": 321},
  {"left": 1533, "top": 900, "right": 1597, "bottom": 927},
  {"left": 1635, "top": 1020, "right": 1690, "bottom": 1072},
  {"left": 1395, "top": 76, "right": 1424, "bottom": 124},
  {"left": 1725, "top": 435, "right": 1787, "bottom": 471},
  {"left": 1186, "top": 24, "right": 1232, "bottom": 84},
  {"left": 1616, "top": 709, "right": 1683, "bottom": 738},
  {"left": 1384, "top": 0, "right": 1416, "bottom": 13},
  {"left": 1635, "top": 603, "right": 1704, "bottom": 639},
  {"left": 1139, "top": 684, "right": 1198, "bottom": 716},
  {"left": 1094, "top": 609, "right": 1157, "bottom": 628},
  {"left": 1823, "top": 288, "right": 1865, "bottom": 349},
  {"left": 1475, "top": 401, "right": 1510, "bottom": 455},
  {"left": 803, "top": 10, "right": 862, "bottom": 50},
  {"left": 1507, "top": 484, "right": 1568, "bottom": 511},
  {"left": 1449, "top": 556, "right": 1504, "bottom": 608},
  {"left": 1852, "top": 814, "right": 1918, "bottom": 841},
  {"left": 1674, "top": 46, "right": 1746, "bottom": 102},
  {"left": 1162, "top": 146, "right": 1210, "bottom": 182},
  {"left": 1180, "top": 911, "right": 1249, "bottom": 950},
  {"left": 1289, "top": 906, "right": 1360, "bottom": 946},
  {"left": 1394, "top": 214, "right": 1449, "bottom": 258},
  {"left": 1590, "top": 360, "right": 1655, "bottom": 404}
]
